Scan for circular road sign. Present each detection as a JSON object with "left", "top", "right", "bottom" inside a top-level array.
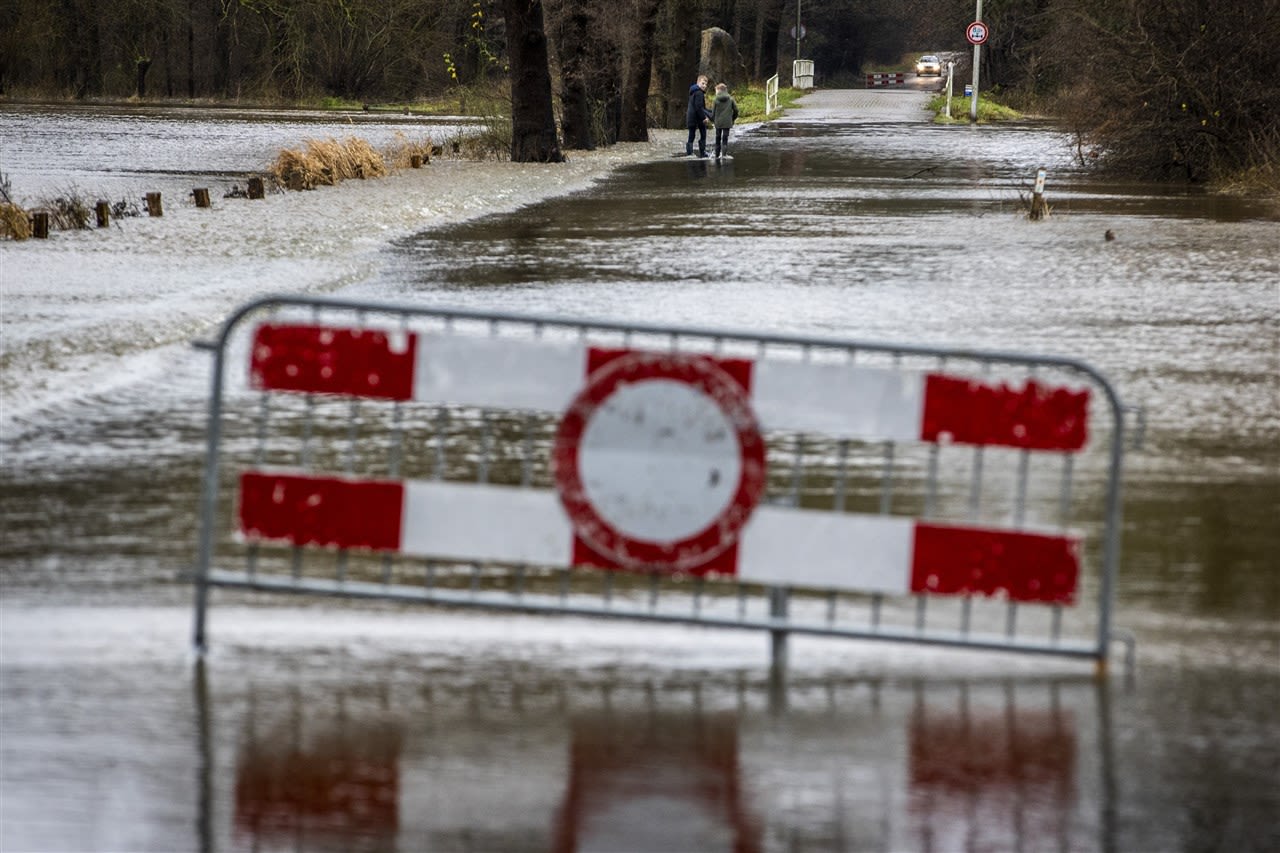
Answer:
[
  {"left": 552, "top": 351, "right": 766, "bottom": 572},
  {"left": 967, "top": 21, "right": 989, "bottom": 45}
]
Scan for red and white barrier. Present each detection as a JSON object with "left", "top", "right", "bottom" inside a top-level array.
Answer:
[
  {"left": 866, "top": 72, "right": 907, "bottom": 87},
  {"left": 240, "top": 323, "right": 1089, "bottom": 604}
]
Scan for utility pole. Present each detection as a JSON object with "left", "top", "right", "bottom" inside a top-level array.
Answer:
[{"left": 970, "top": 0, "right": 983, "bottom": 122}]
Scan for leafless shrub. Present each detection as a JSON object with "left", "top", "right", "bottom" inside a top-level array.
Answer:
[{"left": 382, "top": 132, "right": 435, "bottom": 170}]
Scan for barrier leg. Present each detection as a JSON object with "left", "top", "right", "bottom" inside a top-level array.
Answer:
[{"left": 769, "top": 586, "right": 789, "bottom": 675}]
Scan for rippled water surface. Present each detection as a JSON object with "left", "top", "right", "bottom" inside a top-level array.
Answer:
[{"left": 2, "top": 95, "right": 1278, "bottom": 852}]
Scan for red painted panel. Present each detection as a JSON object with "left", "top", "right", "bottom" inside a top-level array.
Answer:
[
  {"left": 249, "top": 323, "right": 416, "bottom": 401},
  {"left": 239, "top": 471, "right": 404, "bottom": 552},
  {"left": 911, "top": 523, "right": 1079, "bottom": 604},
  {"left": 921, "top": 374, "right": 1089, "bottom": 451}
]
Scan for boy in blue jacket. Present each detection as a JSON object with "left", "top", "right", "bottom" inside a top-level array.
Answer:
[{"left": 685, "top": 75, "right": 712, "bottom": 157}]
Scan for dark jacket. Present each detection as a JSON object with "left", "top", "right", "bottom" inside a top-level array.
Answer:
[
  {"left": 711, "top": 91, "right": 738, "bottom": 129},
  {"left": 685, "top": 83, "right": 711, "bottom": 128}
]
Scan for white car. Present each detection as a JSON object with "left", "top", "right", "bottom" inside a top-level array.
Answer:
[{"left": 915, "top": 55, "right": 942, "bottom": 76}]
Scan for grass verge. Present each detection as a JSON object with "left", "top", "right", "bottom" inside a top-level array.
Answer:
[{"left": 927, "top": 92, "right": 1023, "bottom": 124}]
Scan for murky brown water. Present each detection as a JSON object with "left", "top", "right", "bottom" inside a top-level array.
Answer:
[{"left": 2, "top": 96, "right": 1278, "bottom": 851}]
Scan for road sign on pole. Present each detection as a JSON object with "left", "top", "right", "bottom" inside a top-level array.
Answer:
[{"left": 969, "top": 0, "right": 985, "bottom": 121}]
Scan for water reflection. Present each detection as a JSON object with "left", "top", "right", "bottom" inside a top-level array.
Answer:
[
  {"left": 233, "top": 690, "right": 401, "bottom": 851},
  {"left": 195, "top": 661, "right": 1113, "bottom": 852},
  {"left": 908, "top": 685, "right": 1080, "bottom": 852},
  {"left": 553, "top": 710, "right": 760, "bottom": 852}
]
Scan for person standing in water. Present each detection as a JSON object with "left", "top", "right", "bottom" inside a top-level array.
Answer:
[
  {"left": 710, "top": 82, "right": 739, "bottom": 159},
  {"left": 685, "top": 75, "right": 712, "bottom": 157}
]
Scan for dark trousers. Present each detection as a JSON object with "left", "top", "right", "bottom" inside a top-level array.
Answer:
[
  {"left": 686, "top": 124, "right": 707, "bottom": 156},
  {"left": 715, "top": 128, "right": 731, "bottom": 156}
]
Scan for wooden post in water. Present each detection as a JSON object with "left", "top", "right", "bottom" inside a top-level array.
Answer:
[
  {"left": 31, "top": 211, "right": 50, "bottom": 239},
  {"left": 145, "top": 192, "right": 163, "bottom": 217},
  {"left": 247, "top": 177, "right": 265, "bottom": 199},
  {"left": 410, "top": 153, "right": 423, "bottom": 169},
  {"left": 192, "top": 188, "right": 211, "bottom": 208},
  {"left": 95, "top": 200, "right": 111, "bottom": 228},
  {"left": 1029, "top": 168, "right": 1049, "bottom": 220}
]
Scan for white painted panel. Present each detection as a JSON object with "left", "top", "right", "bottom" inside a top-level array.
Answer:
[
  {"left": 401, "top": 481, "right": 573, "bottom": 565},
  {"left": 753, "top": 361, "right": 925, "bottom": 441},
  {"left": 412, "top": 334, "right": 586, "bottom": 411},
  {"left": 737, "top": 507, "right": 914, "bottom": 595}
]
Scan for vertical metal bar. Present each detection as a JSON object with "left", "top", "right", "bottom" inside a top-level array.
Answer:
[
  {"left": 424, "top": 560, "right": 435, "bottom": 592},
  {"left": 693, "top": 576, "right": 704, "bottom": 617},
  {"left": 649, "top": 572, "right": 659, "bottom": 612},
  {"left": 470, "top": 563, "right": 480, "bottom": 597},
  {"left": 1095, "top": 379, "right": 1128, "bottom": 667},
  {"left": 826, "top": 590, "right": 836, "bottom": 626},
  {"left": 432, "top": 408, "right": 448, "bottom": 480},
  {"left": 193, "top": 321, "right": 235, "bottom": 653},
  {"left": 879, "top": 440, "right": 896, "bottom": 514},
  {"left": 871, "top": 594, "right": 882, "bottom": 630},
  {"left": 833, "top": 439, "right": 849, "bottom": 512},
  {"left": 769, "top": 586, "right": 789, "bottom": 677},
  {"left": 1053, "top": 452, "right": 1075, "bottom": 643},
  {"left": 789, "top": 434, "right": 805, "bottom": 507},
  {"left": 253, "top": 391, "right": 271, "bottom": 467},
  {"left": 520, "top": 414, "right": 535, "bottom": 487},
  {"left": 299, "top": 394, "right": 315, "bottom": 469},
  {"left": 345, "top": 399, "right": 360, "bottom": 474},
  {"left": 967, "top": 447, "right": 985, "bottom": 518},
  {"left": 604, "top": 571, "right": 614, "bottom": 607},
  {"left": 514, "top": 565, "right": 526, "bottom": 599},
  {"left": 478, "top": 411, "right": 491, "bottom": 484}
]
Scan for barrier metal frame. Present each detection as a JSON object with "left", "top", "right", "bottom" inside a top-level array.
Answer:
[{"left": 193, "top": 295, "right": 1131, "bottom": 672}]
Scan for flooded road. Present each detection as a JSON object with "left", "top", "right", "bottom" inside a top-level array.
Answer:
[{"left": 2, "top": 92, "right": 1278, "bottom": 851}]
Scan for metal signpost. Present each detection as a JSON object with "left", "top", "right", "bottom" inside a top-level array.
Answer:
[{"left": 967, "top": 2, "right": 989, "bottom": 122}]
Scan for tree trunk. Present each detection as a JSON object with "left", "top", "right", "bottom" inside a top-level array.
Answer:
[
  {"left": 136, "top": 58, "right": 152, "bottom": 97},
  {"left": 556, "top": 6, "right": 593, "bottom": 150},
  {"left": 666, "top": 0, "right": 701, "bottom": 127},
  {"left": 619, "top": 0, "right": 662, "bottom": 141},
  {"left": 504, "top": 0, "right": 565, "bottom": 162}
]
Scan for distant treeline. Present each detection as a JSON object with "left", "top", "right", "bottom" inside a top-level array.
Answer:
[{"left": 2, "top": 0, "right": 1275, "bottom": 185}]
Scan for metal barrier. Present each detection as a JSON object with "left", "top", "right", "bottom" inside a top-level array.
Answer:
[
  {"left": 867, "top": 72, "right": 907, "bottom": 87},
  {"left": 193, "top": 295, "right": 1129, "bottom": 671},
  {"left": 765, "top": 74, "right": 780, "bottom": 116}
]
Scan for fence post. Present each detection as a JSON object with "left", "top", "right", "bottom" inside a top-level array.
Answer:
[
  {"left": 192, "top": 188, "right": 211, "bottom": 208},
  {"left": 95, "top": 200, "right": 110, "bottom": 228},
  {"left": 145, "top": 192, "right": 163, "bottom": 217},
  {"left": 1029, "top": 168, "right": 1049, "bottom": 220},
  {"left": 247, "top": 177, "right": 265, "bottom": 199},
  {"left": 31, "top": 211, "right": 50, "bottom": 238}
]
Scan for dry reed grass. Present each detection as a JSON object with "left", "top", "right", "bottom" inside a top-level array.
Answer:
[
  {"left": 269, "top": 136, "right": 389, "bottom": 191},
  {"left": 0, "top": 203, "right": 31, "bottom": 240}
]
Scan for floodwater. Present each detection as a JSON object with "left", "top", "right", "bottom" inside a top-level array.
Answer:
[{"left": 2, "top": 93, "right": 1279, "bottom": 852}]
